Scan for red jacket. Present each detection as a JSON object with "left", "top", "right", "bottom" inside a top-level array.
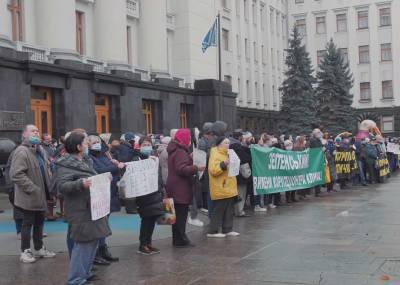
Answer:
[{"left": 166, "top": 141, "right": 198, "bottom": 205}]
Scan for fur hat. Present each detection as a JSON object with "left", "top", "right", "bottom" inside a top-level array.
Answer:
[{"left": 212, "top": 121, "right": 228, "bottom": 136}]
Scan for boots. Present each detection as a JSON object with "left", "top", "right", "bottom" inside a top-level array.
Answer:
[
  {"left": 93, "top": 250, "right": 111, "bottom": 266},
  {"left": 99, "top": 245, "right": 119, "bottom": 262},
  {"left": 46, "top": 200, "right": 57, "bottom": 221}
]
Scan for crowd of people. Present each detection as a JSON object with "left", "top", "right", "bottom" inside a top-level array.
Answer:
[{"left": 4, "top": 121, "right": 399, "bottom": 285}]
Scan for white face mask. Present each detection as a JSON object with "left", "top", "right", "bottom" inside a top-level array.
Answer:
[
  {"left": 91, "top": 142, "right": 102, "bottom": 151},
  {"left": 286, "top": 146, "right": 293, "bottom": 151}
]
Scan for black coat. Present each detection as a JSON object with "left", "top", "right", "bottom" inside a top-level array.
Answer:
[
  {"left": 229, "top": 139, "right": 251, "bottom": 184},
  {"left": 135, "top": 190, "right": 164, "bottom": 218},
  {"left": 116, "top": 142, "right": 136, "bottom": 162}
]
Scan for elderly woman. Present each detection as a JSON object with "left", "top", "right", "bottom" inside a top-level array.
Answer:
[
  {"left": 55, "top": 131, "right": 111, "bottom": 285},
  {"left": 166, "top": 129, "right": 203, "bottom": 247},
  {"left": 88, "top": 135, "right": 124, "bottom": 264},
  {"left": 207, "top": 136, "right": 239, "bottom": 238}
]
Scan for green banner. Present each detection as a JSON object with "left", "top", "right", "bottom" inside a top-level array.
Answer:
[{"left": 251, "top": 146, "right": 326, "bottom": 195}]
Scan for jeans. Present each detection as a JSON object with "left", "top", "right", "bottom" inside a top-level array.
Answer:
[
  {"left": 21, "top": 210, "right": 45, "bottom": 251},
  {"left": 139, "top": 216, "right": 157, "bottom": 246},
  {"left": 358, "top": 160, "right": 367, "bottom": 184},
  {"left": 15, "top": 218, "right": 22, "bottom": 234},
  {"left": 209, "top": 197, "right": 234, "bottom": 234},
  {"left": 67, "top": 225, "right": 75, "bottom": 258},
  {"left": 172, "top": 204, "right": 189, "bottom": 246},
  {"left": 67, "top": 240, "right": 98, "bottom": 285}
]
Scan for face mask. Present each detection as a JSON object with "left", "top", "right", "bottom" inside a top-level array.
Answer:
[
  {"left": 286, "top": 146, "right": 293, "bottom": 151},
  {"left": 91, "top": 142, "right": 102, "bottom": 151},
  {"left": 140, "top": 146, "right": 153, "bottom": 156},
  {"left": 82, "top": 146, "right": 89, "bottom": 156},
  {"left": 29, "top": 136, "right": 40, "bottom": 145}
]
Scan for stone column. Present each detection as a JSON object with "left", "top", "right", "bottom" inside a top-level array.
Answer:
[
  {"left": 35, "top": 0, "right": 79, "bottom": 61},
  {"left": 94, "top": 0, "right": 129, "bottom": 71},
  {"left": 138, "top": 0, "right": 169, "bottom": 76}
]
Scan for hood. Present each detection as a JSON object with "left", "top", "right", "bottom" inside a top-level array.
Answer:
[
  {"left": 167, "top": 140, "right": 187, "bottom": 155},
  {"left": 56, "top": 154, "right": 95, "bottom": 174}
]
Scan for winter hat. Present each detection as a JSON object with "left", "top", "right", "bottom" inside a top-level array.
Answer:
[
  {"left": 335, "top": 137, "right": 342, "bottom": 144},
  {"left": 242, "top": 132, "right": 253, "bottom": 140},
  {"left": 175, "top": 129, "right": 191, "bottom": 146},
  {"left": 124, "top": 132, "right": 135, "bottom": 142},
  {"left": 215, "top": 136, "right": 227, "bottom": 146},
  {"left": 212, "top": 121, "right": 228, "bottom": 136},
  {"left": 170, "top": 129, "right": 178, "bottom": 140},
  {"left": 202, "top": 122, "right": 214, "bottom": 134}
]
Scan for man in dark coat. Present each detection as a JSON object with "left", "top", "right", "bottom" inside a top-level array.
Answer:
[{"left": 309, "top": 129, "right": 324, "bottom": 196}]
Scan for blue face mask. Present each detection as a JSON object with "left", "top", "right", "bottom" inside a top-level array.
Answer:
[
  {"left": 140, "top": 146, "right": 153, "bottom": 156},
  {"left": 29, "top": 136, "right": 40, "bottom": 145},
  {"left": 91, "top": 142, "right": 102, "bottom": 151}
]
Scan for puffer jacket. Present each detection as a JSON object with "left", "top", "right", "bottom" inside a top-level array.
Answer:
[
  {"left": 55, "top": 154, "right": 111, "bottom": 242},
  {"left": 208, "top": 146, "right": 238, "bottom": 201}
]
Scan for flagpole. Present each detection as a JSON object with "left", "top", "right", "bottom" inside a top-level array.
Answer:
[{"left": 217, "top": 12, "right": 223, "bottom": 120}]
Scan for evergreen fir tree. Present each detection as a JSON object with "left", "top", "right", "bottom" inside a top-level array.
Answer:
[
  {"left": 316, "top": 39, "right": 354, "bottom": 135},
  {"left": 279, "top": 26, "right": 317, "bottom": 136}
]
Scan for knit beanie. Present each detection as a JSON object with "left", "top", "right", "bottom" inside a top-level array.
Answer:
[{"left": 215, "top": 136, "right": 227, "bottom": 146}]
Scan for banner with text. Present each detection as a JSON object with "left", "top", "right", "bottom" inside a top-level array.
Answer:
[
  {"left": 251, "top": 147, "right": 325, "bottom": 195},
  {"left": 334, "top": 149, "right": 358, "bottom": 179},
  {"left": 89, "top": 172, "right": 111, "bottom": 221}
]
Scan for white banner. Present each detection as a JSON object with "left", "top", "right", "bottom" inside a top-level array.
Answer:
[
  {"left": 122, "top": 158, "right": 159, "bottom": 198},
  {"left": 228, "top": 149, "right": 240, "bottom": 177},
  {"left": 193, "top": 148, "right": 207, "bottom": 179},
  {"left": 387, "top": 142, "right": 400, "bottom": 154},
  {"left": 89, "top": 172, "right": 111, "bottom": 221}
]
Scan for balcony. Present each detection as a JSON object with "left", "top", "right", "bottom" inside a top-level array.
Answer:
[
  {"left": 166, "top": 13, "right": 175, "bottom": 31},
  {"left": 127, "top": 0, "right": 140, "bottom": 19},
  {"left": 82, "top": 57, "right": 107, "bottom": 73},
  {"left": 15, "top": 42, "right": 50, "bottom": 62}
]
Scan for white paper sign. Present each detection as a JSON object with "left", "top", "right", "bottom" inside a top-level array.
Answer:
[
  {"left": 228, "top": 149, "right": 240, "bottom": 177},
  {"left": 387, "top": 142, "right": 400, "bottom": 154},
  {"left": 193, "top": 148, "right": 207, "bottom": 179},
  {"left": 122, "top": 158, "right": 159, "bottom": 198},
  {"left": 89, "top": 172, "right": 111, "bottom": 221}
]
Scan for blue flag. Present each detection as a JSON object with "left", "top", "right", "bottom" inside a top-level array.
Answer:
[{"left": 202, "top": 17, "right": 218, "bottom": 53}]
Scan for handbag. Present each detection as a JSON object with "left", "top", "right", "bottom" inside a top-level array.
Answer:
[
  {"left": 239, "top": 163, "right": 251, "bottom": 179},
  {"left": 157, "top": 198, "right": 176, "bottom": 225}
]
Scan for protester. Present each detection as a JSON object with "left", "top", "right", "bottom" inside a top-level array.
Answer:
[
  {"left": 55, "top": 131, "right": 111, "bottom": 285},
  {"left": 208, "top": 136, "right": 239, "bottom": 238},
  {"left": 229, "top": 129, "right": 252, "bottom": 216},
  {"left": 284, "top": 139, "right": 297, "bottom": 203},
  {"left": 9, "top": 125, "right": 56, "bottom": 263},
  {"left": 310, "top": 129, "right": 323, "bottom": 197},
  {"left": 88, "top": 135, "right": 123, "bottom": 263},
  {"left": 135, "top": 136, "right": 165, "bottom": 254},
  {"left": 166, "top": 128, "right": 203, "bottom": 247}
]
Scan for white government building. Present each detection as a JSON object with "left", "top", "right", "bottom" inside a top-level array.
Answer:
[{"left": 0, "top": 0, "right": 398, "bottom": 133}]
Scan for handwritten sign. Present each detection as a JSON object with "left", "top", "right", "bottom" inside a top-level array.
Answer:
[
  {"left": 122, "top": 158, "right": 159, "bottom": 198},
  {"left": 88, "top": 172, "right": 111, "bottom": 221},
  {"left": 228, "top": 149, "right": 240, "bottom": 177},
  {"left": 193, "top": 148, "right": 207, "bottom": 179},
  {"left": 386, "top": 142, "right": 400, "bottom": 154}
]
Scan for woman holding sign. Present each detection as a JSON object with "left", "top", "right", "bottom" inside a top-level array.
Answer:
[
  {"left": 55, "top": 131, "right": 111, "bottom": 285},
  {"left": 207, "top": 137, "right": 239, "bottom": 238},
  {"left": 166, "top": 129, "right": 204, "bottom": 248}
]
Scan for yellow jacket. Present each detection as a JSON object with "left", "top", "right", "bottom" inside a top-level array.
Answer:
[{"left": 208, "top": 147, "right": 238, "bottom": 201}]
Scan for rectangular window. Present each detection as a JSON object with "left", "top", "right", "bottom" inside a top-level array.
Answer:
[
  {"left": 317, "top": 50, "right": 326, "bottom": 66},
  {"left": 221, "top": 0, "right": 228, "bottom": 8},
  {"left": 142, "top": 100, "right": 154, "bottom": 134},
  {"left": 236, "top": 35, "right": 241, "bottom": 56},
  {"left": 127, "top": 26, "right": 132, "bottom": 64},
  {"left": 316, "top": 16, "right": 326, "bottom": 34},
  {"left": 296, "top": 19, "right": 306, "bottom": 36},
  {"left": 277, "top": 50, "right": 280, "bottom": 69},
  {"left": 255, "top": 82, "right": 259, "bottom": 103},
  {"left": 252, "top": 0, "right": 257, "bottom": 24},
  {"left": 270, "top": 10, "right": 274, "bottom": 33},
  {"left": 339, "top": 48, "right": 348, "bottom": 64},
  {"left": 244, "top": 0, "right": 249, "bottom": 21},
  {"left": 246, "top": 80, "right": 250, "bottom": 102},
  {"left": 360, "top": 82, "right": 371, "bottom": 101},
  {"left": 180, "top": 104, "right": 188, "bottom": 128},
  {"left": 295, "top": 0, "right": 304, "bottom": 3},
  {"left": 8, "top": 0, "right": 24, "bottom": 41},
  {"left": 381, "top": 43, "right": 392, "bottom": 61},
  {"left": 359, "top": 45, "right": 370, "bottom": 63},
  {"left": 261, "top": 44, "right": 266, "bottom": 63},
  {"left": 236, "top": 0, "right": 240, "bottom": 15},
  {"left": 260, "top": 5, "right": 265, "bottom": 30},
  {"left": 245, "top": 38, "right": 249, "bottom": 59},
  {"left": 95, "top": 95, "right": 110, "bottom": 134},
  {"left": 336, "top": 13, "right": 347, "bottom": 32},
  {"left": 276, "top": 14, "right": 280, "bottom": 35},
  {"left": 222, "top": 29, "right": 229, "bottom": 51},
  {"left": 76, "top": 11, "right": 85, "bottom": 55},
  {"left": 238, "top": 78, "right": 241, "bottom": 94},
  {"left": 253, "top": 41, "right": 257, "bottom": 61},
  {"left": 381, "top": 116, "right": 394, "bottom": 133},
  {"left": 271, "top": 48, "right": 275, "bottom": 67},
  {"left": 382, "top": 80, "right": 393, "bottom": 99},
  {"left": 380, "top": 8, "right": 391, "bottom": 26},
  {"left": 358, "top": 10, "right": 368, "bottom": 29}
]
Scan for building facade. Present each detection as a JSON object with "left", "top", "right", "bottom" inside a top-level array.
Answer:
[
  {"left": 288, "top": 0, "right": 400, "bottom": 136},
  {"left": 0, "top": 0, "right": 399, "bottom": 138}
]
